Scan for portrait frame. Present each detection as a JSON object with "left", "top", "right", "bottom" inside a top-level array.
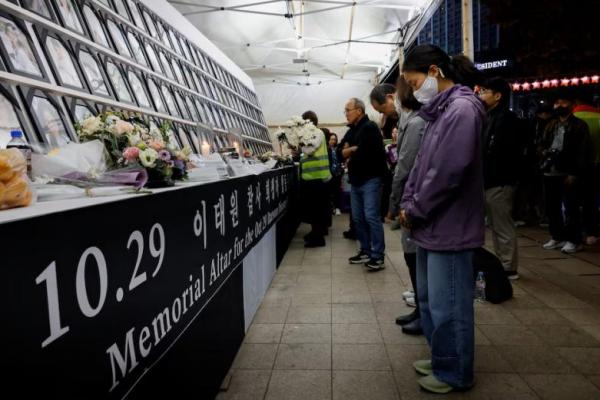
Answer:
[
  {"left": 63, "top": 97, "right": 97, "bottom": 126},
  {"left": 80, "top": 4, "right": 111, "bottom": 49},
  {"left": 126, "top": 0, "right": 146, "bottom": 32},
  {"left": 144, "top": 41, "right": 163, "bottom": 74},
  {"left": 77, "top": 47, "right": 113, "bottom": 98},
  {"left": 0, "top": 13, "right": 48, "bottom": 80},
  {"left": 140, "top": 8, "right": 158, "bottom": 38},
  {"left": 173, "top": 90, "right": 190, "bottom": 120},
  {"left": 124, "top": 67, "right": 152, "bottom": 110},
  {"left": 124, "top": 28, "right": 147, "bottom": 67},
  {"left": 105, "top": 18, "right": 132, "bottom": 58},
  {"left": 112, "top": 0, "right": 131, "bottom": 22},
  {"left": 36, "top": 30, "right": 86, "bottom": 91},
  {"left": 100, "top": 56, "right": 135, "bottom": 104},
  {"left": 20, "top": 0, "right": 56, "bottom": 21},
  {"left": 19, "top": 87, "right": 73, "bottom": 147},
  {"left": 159, "top": 84, "right": 179, "bottom": 117},
  {"left": 158, "top": 51, "right": 174, "bottom": 80},
  {"left": 51, "top": 0, "right": 86, "bottom": 36},
  {"left": 0, "top": 83, "right": 33, "bottom": 147},
  {"left": 146, "top": 77, "right": 167, "bottom": 114}
]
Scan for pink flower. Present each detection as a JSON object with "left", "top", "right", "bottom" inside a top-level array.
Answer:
[
  {"left": 123, "top": 147, "right": 140, "bottom": 161},
  {"left": 148, "top": 139, "right": 165, "bottom": 151}
]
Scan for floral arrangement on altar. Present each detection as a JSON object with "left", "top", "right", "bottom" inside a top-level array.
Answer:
[
  {"left": 76, "top": 112, "right": 192, "bottom": 187},
  {"left": 275, "top": 116, "right": 323, "bottom": 156}
]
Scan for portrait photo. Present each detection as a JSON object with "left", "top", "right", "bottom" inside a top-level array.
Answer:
[
  {"left": 0, "top": 16, "right": 41, "bottom": 76},
  {"left": 21, "top": 0, "right": 52, "bottom": 19},
  {"left": 79, "top": 50, "right": 109, "bottom": 95},
  {"left": 127, "top": 71, "right": 151, "bottom": 108},
  {"left": 56, "top": 0, "right": 84, "bottom": 34},
  {"left": 127, "top": 0, "right": 145, "bottom": 30},
  {"left": 31, "top": 95, "right": 69, "bottom": 147},
  {"left": 126, "top": 32, "right": 147, "bottom": 66},
  {"left": 45, "top": 36, "right": 82, "bottom": 88},
  {"left": 106, "top": 62, "right": 133, "bottom": 103},
  {"left": 107, "top": 20, "right": 131, "bottom": 58},
  {"left": 147, "top": 79, "right": 166, "bottom": 113},
  {"left": 161, "top": 85, "right": 178, "bottom": 116},
  {"left": 82, "top": 6, "right": 109, "bottom": 48}
]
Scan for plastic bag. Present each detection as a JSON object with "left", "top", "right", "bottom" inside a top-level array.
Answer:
[
  {"left": 31, "top": 140, "right": 148, "bottom": 190},
  {"left": 31, "top": 140, "right": 107, "bottom": 179},
  {"left": 0, "top": 148, "right": 35, "bottom": 210}
]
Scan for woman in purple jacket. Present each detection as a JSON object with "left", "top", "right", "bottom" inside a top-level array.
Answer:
[{"left": 399, "top": 44, "right": 486, "bottom": 394}]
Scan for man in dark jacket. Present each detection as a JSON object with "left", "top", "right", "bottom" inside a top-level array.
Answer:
[
  {"left": 342, "top": 98, "right": 389, "bottom": 269},
  {"left": 478, "top": 78, "right": 521, "bottom": 280},
  {"left": 540, "top": 93, "right": 592, "bottom": 254}
]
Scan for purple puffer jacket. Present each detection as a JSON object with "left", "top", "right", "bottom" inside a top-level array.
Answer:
[{"left": 401, "top": 85, "right": 486, "bottom": 251}]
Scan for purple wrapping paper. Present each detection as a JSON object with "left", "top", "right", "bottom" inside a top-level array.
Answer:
[{"left": 61, "top": 167, "right": 148, "bottom": 189}]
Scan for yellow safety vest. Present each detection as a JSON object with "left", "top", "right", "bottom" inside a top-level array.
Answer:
[{"left": 300, "top": 137, "right": 332, "bottom": 181}]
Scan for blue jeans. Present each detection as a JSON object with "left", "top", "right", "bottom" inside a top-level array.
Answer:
[
  {"left": 416, "top": 247, "right": 474, "bottom": 388},
  {"left": 350, "top": 177, "right": 385, "bottom": 259}
]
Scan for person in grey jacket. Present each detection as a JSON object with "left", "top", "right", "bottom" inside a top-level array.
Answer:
[
  {"left": 388, "top": 78, "right": 426, "bottom": 335},
  {"left": 370, "top": 80, "right": 426, "bottom": 336}
]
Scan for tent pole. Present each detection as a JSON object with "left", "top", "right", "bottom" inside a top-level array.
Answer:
[{"left": 461, "top": 0, "right": 474, "bottom": 59}]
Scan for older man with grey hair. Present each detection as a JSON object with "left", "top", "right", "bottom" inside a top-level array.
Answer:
[{"left": 342, "top": 97, "right": 389, "bottom": 270}]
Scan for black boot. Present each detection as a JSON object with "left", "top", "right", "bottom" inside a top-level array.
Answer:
[
  {"left": 304, "top": 236, "right": 326, "bottom": 248},
  {"left": 395, "top": 309, "right": 419, "bottom": 326},
  {"left": 343, "top": 230, "right": 357, "bottom": 240},
  {"left": 401, "top": 318, "right": 423, "bottom": 335}
]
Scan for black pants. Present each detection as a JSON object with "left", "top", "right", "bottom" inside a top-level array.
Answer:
[
  {"left": 404, "top": 252, "right": 419, "bottom": 313},
  {"left": 329, "top": 174, "right": 343, "bottom": 210},
  {"left": 301, "top": 179, "right": 329, "bottom": 238},
  {"left": 544, "top": 175, "right": 582, "bottom": 244}
]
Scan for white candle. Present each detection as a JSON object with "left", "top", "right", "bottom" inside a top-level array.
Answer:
[{"left": 201, "top": 141, "right": 210, "bottom": 156}]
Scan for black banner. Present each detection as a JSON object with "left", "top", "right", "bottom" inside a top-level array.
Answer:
[{"left": 1, "top": 167, "right": 296, "bottom": 399}]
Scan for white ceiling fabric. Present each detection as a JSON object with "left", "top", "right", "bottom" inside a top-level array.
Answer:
[{"left": 169, "top": 0, "right": 437, "bottom": 125}]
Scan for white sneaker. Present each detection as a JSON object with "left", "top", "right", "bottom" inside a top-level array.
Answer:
[
  {"left": 543, "top": 239, "right": 566, "bottom": 250},
  {"left": 514, "top": 220, "right": 526, "bottom": 227},
  {"left": 402, "top": 290, "right": 414, "bottom": 300},
  {"left": 405, "top": 296, "right": 417, "bottom": 308},
  {"left": 561, "top": 242, "right": 583, "bottom": 254},
  {"left": 335, "top": 208, "right": 341, "bottom": 216}
]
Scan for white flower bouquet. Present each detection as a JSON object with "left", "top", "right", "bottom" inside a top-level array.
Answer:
[
  {"left": 275, "top": 116, "right": 323, "bottom": 156},
  {"left": 76, "top": 112, "right": 192, "bottom": 187}
]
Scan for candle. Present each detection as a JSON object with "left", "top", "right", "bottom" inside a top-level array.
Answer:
[
  {"left": 233, "top": 141, "right": 240, "bottom": 154},
  {"left": 201, "top": 141, "right": 210, "bottom": 156}
]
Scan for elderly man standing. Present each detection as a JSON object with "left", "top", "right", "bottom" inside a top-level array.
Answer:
[{"left": 342, "top": 98, "right": 388, "bottom": 270}]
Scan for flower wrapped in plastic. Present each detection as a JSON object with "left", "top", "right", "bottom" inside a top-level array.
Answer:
[
  {"left": 276, "top": 116, "right": 323, "bottom": 156},
  {"left": 76, "top": 112, "right": 192, "bottom": 187}
]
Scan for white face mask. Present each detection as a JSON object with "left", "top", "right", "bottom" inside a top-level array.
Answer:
[{"left": 413, "top": 75, "right": 439, "bottom": 105}]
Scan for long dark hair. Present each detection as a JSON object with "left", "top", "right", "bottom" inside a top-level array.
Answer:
[
  {"left": 402, "top": 44, "right": 484, "bottom": 89},
  {"left": 396, "top": 76, "right": 421, "bottom": 111}
]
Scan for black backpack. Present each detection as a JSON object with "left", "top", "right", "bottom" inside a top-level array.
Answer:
[{"left": 472, "top": 247, "right": 513, "bottom": 304}]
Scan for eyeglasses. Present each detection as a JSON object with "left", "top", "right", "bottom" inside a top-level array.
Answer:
[{"left": 344, "top": 108, "right": 358, "bottom": 114}]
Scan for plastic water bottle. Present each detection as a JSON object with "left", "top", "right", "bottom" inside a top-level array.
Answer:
[
  {"left": 474, "top": 271, "right": 486, "bottom": 302},
  {"left": 6, "top": 129, "right": 31, "bottom": 178}
]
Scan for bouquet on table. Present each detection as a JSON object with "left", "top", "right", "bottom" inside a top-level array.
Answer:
[
  {"left": 275, "top": 116, "right": 323, "bottom": 156},
  {"left": 76, "top": 112, "right": 192, "bottom": 188}
]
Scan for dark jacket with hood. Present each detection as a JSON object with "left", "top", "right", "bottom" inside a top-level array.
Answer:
[{"left": 482, "top": 105, "right": 522, "bottom": 189}]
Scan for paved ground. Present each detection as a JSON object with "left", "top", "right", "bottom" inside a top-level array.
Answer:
[{"left": 217, "top": 216, "right": 600, "bottom": 400}]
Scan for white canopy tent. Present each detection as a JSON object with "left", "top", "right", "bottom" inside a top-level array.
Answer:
[{"left": 168, "top": 0, "right": 440, "bottom": 127}]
